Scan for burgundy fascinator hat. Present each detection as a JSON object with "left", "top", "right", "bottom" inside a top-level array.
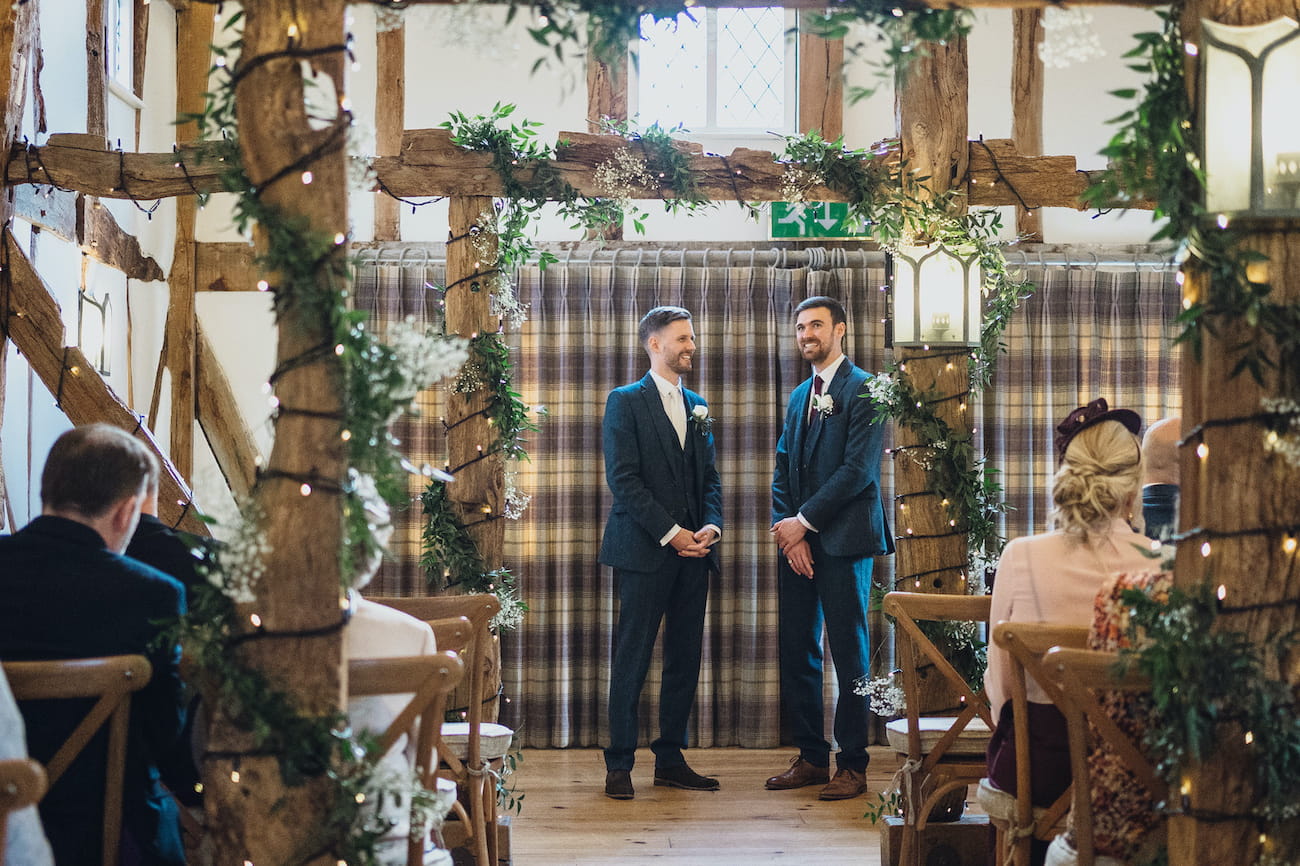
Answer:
[{"left": 1054, "top": 398, "right": 1142, "bottom": 461}]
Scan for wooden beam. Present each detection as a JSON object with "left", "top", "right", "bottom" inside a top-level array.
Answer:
[
  {"left": 373, "top": 24, "right": 405, "bottom": 242},
  {"left": 77, "top": 197, "right": 166, "bottom": 281},
  {"left": 1011, "top": 9, "right": 1044, "bottom": 240},
  {"left": 86, "top": 0, "right": 107, "bottom": 140},
  {"left": 8, "top": 132, "right": 1147, "bottom": 210},
  {"left": 798, "top": 12, "right": 843, "bottom": 140},
  {"left": 133, "top": 0, "right": 149, "bottom": 150},
  {"left": 1, "top": 229, "right": 206, "bottom": 535},
  {"left": 196, "top": 321, "right": 260, "bottom": 501},
  {"left": 195, "top": 242, "right": 258, "bottom": 292},
  {"left": 161, "top": 4, "right": 215, "bottom": 486},
  {"left": 5, "top": 138, "right": 227, "bottom": 198},
  {"left": 204, "top": 1, "right": 348, "bottom": 858}
]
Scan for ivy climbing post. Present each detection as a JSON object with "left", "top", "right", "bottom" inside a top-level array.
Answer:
[
  {"left": 445, "top": 195, "right": 506, "bottom": 570},
  {"left": 892, "top": 40, "right": 976, "bottom": 606},
  {"left": 205, "top": 1, "right": 348, "bottom": 861},
  {"left": 1169, "top": 1, "right": 1300, "bottom": 855}
]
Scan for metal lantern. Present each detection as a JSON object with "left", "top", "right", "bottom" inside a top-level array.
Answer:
[
  {"left": 1200, "top": 17, "right": 1300, "bottom": 217},
  {"left": 889, "top": 244, "right": 982, "bottom": 347}
]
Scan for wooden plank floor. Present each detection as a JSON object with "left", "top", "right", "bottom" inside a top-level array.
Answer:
[{"left": 507, "top": 746, "right": 903, "bottom": 865}]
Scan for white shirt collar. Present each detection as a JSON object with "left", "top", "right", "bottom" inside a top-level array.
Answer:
[
  {"left": 649, "top": 369, "right": 681, "bottom": 397},
  {"left": 812, "top": 354, "right": 847, "bottom": 386}
]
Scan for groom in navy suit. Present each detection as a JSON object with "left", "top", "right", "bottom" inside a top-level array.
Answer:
[
  {"left": 766, "top": 296, "right": 894, "bottom": 800},
  {"left": 600, "top": 306, "right": 723, "bottom": 800}
]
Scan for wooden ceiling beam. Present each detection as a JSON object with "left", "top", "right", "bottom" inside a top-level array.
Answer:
[{"left": 6, "top": 131, "right": 1149, "bottom": 210}]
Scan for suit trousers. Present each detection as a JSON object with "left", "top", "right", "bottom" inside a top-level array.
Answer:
[
  {"left": 605, "top": 556, "right": 710, "bottom": 771},
  {"left": 777, "top": 534, "right": 873, "bottom": 771}
]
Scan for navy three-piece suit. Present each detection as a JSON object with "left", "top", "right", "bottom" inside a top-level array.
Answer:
[
  {"left": 599, "top": 372, "right": 723, "bottom": 772},
  {"left": 772, "top": 359, "right": 893, "bottom": 771}
]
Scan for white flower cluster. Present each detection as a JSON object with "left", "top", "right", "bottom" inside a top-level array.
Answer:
[
  {"left": 489, "top": 577, "right": 528, "bottom": 632},
  {"left": 386, "top": 317, "right": 469, "bottom": 408},
  {"left": 1263, "top": 397, "right": 1300, "bottom": 469},
  {"left": 593, "top": 148, "right": 656, "bottom": 210},
  {"left": 865, "top": 373, "right": 900, "bottom": 412},
  {"left": 490, "top": 273, "right": 529, "bottom": 330},
  {"left": 1038, "top": 7, "right": 1105, "bottom": 69},
  {"left": 470, "top": 211, "right": 501, "bottom": 268},
  {"left": 854, "top": 673, "right": 907, "bottom": 718},
  {"left": 779, "top": 166, "right": 827, "bottom": 205},
  {"left": 203, "top": 503, "right": 271, "bottom": 604},
  {"left": 503, "top": 470, "right": 532, "bottom": 520}
]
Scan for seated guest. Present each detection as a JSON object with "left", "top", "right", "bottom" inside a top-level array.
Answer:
[
  {"left": 984, "top": 399, "right": 1154, "bottom": 866},
  {"left": 0, "top": 424, "right": 187, "bottom": 866},
  {"left": 1, "top": 665, "right": 54, "bottom": 866},
  {"left": 343, "top": 478, "right": 451, "bottom": 866},
  {"left": 126, "top": 473, "right": 208, "bottom": 593},
  {"left": 1140, "top": 416, "right": 1180, "bottom": 542}
]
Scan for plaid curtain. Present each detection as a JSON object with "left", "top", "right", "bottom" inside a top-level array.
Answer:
[
  {"left": 980, "top": 262, "right": 1183, "bottom": 544},
  {"left": 353, "top": 248, "right": 1180, "bottom": 750}
]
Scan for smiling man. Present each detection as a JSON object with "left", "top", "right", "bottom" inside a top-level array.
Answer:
[
  {"left": 767, "top": 296, "right": 894, "bottom": 800},
  {"left": 599, "top": 305, "right": 723, "bottom": 800}
]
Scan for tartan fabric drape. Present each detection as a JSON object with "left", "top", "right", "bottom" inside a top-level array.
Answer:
[{"left": 353, "top": 249, "right": 1180, "bottom": 751}]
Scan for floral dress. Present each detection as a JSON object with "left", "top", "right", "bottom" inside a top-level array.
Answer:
[{"left": 1061, "top": 569, "right": 1170, "bottom": 862}]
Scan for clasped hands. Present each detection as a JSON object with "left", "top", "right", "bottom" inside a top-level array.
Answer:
[
  {"left": 671, "top": 527, "right": 719, "bottom": 558},
  {"left": 771, "top": 517, "right": 814, "bottom": 578}
]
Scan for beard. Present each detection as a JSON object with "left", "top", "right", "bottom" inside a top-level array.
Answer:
[
  {"left": 667, "top": 351, "right": 694, "bottom": 375},
  {"left": 799, "top": 340, "right": 831, "bottom": 366}
]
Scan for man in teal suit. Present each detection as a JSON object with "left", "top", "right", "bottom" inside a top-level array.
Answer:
[
  {"left": 765, "top": 296, "right": 894, "bottom": 800},
  {"left": 599, "top": 306, "right": 723, "bottom": 800}
]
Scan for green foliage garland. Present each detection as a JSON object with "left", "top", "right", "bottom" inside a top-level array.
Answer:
[
  {"left": 1123, "top": 583, "right": 1300, "bottom": 824},
  {"left": 454, "top": 333, "right": 541, "bottom": 463},
  {"left": 1086, "top": 7, "right": 1300, "bottom": 395}
]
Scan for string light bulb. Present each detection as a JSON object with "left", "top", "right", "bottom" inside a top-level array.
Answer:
[
  {"left": 301, "top": 170, "right": 314, "bottom": 185},
  {"left": 250, "top": 613, "right": 263, "bottom": 628},
  {"left": 1202, "top": 541, "right": 1212, "bottom": 557},
  {"left": 300, "top": 483, "right": 312, "bottom": 496},
  {"left": 1196, "top": 443, "right": 1209, "bottom": 460},
  {"left": 1284, "top": 536, "right": 1297, "bottom": 554}
]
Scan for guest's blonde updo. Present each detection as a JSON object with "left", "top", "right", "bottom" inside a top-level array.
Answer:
[{"left": 1052, "top": 419, "right": 1143, "bottom": 543}]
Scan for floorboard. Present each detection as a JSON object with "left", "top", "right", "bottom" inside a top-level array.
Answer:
[{"left": 507, "top": 746, "right": 906, "bottom": 865}]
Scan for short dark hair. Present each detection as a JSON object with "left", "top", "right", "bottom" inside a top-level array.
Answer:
[
  {"left": 638, "top": 306, "right": 692, "bottom": 344},
  {"left": 795, "top": 296, "right": 846, "bottom": 328},
  {"left": 41, "top": 424, "right": 159, "bottom": 517}
]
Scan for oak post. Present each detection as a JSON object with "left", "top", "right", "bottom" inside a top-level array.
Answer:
[
  {"left": 203, "top": 1, "right": 348, "bottom": 861},
  {"left": 1011, "top": 9, "right": 1044, "bottom": 241},
  {"left": 373, "top": 23, "right": 405, "bottom": 241}
]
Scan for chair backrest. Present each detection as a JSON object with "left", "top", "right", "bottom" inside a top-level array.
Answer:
[
  {"left": 348, "top": 652, "right": 465, "bottom": 866},
  {"left": 1045, "top": 647, "right": 1162, "bottom": 866},
  {"left": 3, "top": 655, "right": 152, "bottom": 866},
  {"left": 427, "top": 616, "right": 474, "bottom": 657},
  {"left": 991, "top": 622, "right": 1090, "bottom": 860},
  {"left": 0, "top": 757, "right": 48, "bottom": 857},
  {"left": 883, "top": 591, "right": 995, "bottom": 770}
]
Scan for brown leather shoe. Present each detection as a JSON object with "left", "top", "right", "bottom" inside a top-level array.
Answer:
[
  {"left": 819, "top": 767, "right": 867, "bottom": 800},
  {"left": 765, "top": 756, "right": 830, "bottom": 790}
]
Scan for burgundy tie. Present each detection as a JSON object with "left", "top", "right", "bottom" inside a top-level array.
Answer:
[{"left": 808, "top": 375, "right": 823, "bottom": 425}]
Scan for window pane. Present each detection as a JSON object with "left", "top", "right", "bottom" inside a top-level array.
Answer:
[
  {"left": 638, "top": 13, "right": 707, "bottom": 130},
  {"left": 716, "top": 8, "right": 785, "bottom": 129}
]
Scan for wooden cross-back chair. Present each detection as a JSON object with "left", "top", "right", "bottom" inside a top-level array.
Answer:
[
  {"left": 3, "top": 655, "right": 152, "bottom": 866},
  {"left": 348, "top": 651, "right": 465, "bottom": 866},
  {"left": 1044, "top": 647, "right": 1162, "bottom": 866},
  {"left": 980, "top": 622, "right": 1090, "bottom": 866},
  {"left": 370, "top": 594, "right": 510, "bottom": 866},
  {"left": 0, "top": 757, "right": 48, "bottom": 857},
  {"left": 882, "top": 592, "right": 995, "bottom": 866}
]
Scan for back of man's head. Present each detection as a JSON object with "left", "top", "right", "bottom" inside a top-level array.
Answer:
[
  {"left": 41, "top": 424, "right": 159, "bottom": 518},
  {"left": 1141, "top": 416, "right": 1181, "bottom": 487}
]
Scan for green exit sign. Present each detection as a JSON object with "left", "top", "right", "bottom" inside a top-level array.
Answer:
[{"left": 770, "top": 202, "right": 870, "bottom": 239}]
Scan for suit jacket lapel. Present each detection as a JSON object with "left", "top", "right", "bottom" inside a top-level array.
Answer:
[
  {"left": 804, "top": 361, "right": 853, "bottom": 456},
  {"left": 639, "top": 375, "right": 686, "bottom": 486}
]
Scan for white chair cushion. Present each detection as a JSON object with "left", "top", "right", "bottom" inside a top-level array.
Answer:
[
  {"left": 976, "top": 777, "right": 1017, "bottom": 822},
  {"left": 1045, "top": 833, "right": 1124, "bottom": 866},
  {"left": 441, "top": 722, "right": 514, "bottom": 760},
  {"left": 886, "top": 715, "right": 992, "bottom": 756}
]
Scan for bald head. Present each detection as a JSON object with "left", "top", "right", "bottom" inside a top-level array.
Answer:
[{"left": 1142, "top": 416, "right": 1181, "bottom": 487}]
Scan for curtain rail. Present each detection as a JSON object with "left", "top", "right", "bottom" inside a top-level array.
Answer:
[{"left": 352, "top": 244, "right": 1179, "bottom": 271}]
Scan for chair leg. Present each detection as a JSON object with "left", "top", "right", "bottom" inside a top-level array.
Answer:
[{"left": 469, "top": 771, "right": 491, "bottom": 866}]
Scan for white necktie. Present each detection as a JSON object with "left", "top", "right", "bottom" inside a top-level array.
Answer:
[{"left": 666, "top": 388, "right": 687, "bottom": 448}]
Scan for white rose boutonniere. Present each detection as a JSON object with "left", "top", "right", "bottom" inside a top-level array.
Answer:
[
  {"left": 691, "top": 404, "right": 714, "bottom": 435},
  {"left": 811, "top": 393, "right": 835, "bottom": 419}
]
